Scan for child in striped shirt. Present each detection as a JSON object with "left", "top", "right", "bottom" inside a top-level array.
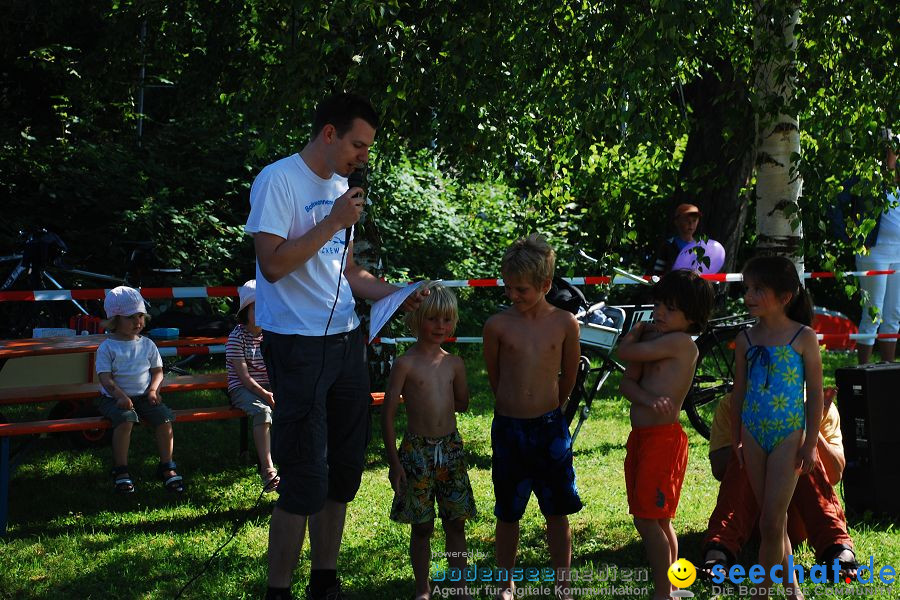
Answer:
[{"left": 226, "top": 280, "right": 277, "bottom": 492}]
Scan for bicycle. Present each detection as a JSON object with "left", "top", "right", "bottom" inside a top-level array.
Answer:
[
  {"left": 0, "top": 230, "right": 184, "bottom": 337},
  {"left": 554, "top": 274, "right": 754, "bottom": 443},
  {"left": 0, "top": 229, "right": 231, "bottom": 339}
]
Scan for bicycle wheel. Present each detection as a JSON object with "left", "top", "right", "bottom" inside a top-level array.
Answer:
[
  {"left": 47, "top": 399, "right": 111, "bottom": 448},
  {"left": 684, "top": 322, "right": 747, "bottom": 439}
]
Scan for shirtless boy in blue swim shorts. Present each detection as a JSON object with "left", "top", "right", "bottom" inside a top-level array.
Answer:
[{"left": 483, "top": 234, "right": 583, "bottom": 600}]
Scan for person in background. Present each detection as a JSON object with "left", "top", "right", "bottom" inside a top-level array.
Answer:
[
  {"left": 700, "top": 391, "right": 857, "bottom": 581},
  {"left": 226, "top": 280, "right": 278, "bottom": 493},
  {"left": 651, "top": 203, "right": 702, "bottom": 276},
  {"left": 835, "top": 128, "right": 900, "bottom": 364}
]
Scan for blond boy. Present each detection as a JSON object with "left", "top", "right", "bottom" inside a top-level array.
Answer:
[
  {"left": 617, "top": 269, "right": 714, "bottom": 600},
  {"left": 483, "top": 234, "right": 583, "bottom": 600},
  {"left": 383, "top": 282, "right": 477, "bottom": 600}
]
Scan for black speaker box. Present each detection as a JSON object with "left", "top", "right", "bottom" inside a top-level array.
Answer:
[{"left": 835, "top": 362, "right": 900, "bottom": 518}]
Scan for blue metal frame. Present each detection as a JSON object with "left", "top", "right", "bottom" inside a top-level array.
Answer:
[{"left": 1, "top": 437, "right": 9, "bottom": 535}]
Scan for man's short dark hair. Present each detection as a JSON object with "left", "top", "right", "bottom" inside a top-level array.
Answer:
[
  {"left": 312, "top": 93, "right": 379, "bottom": 138},
  {"left": 652, "top": 269, "right": 715, "bottom": 333}
]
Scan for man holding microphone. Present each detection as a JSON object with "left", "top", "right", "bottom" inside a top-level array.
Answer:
[{"left": 246, "top": 93, "right": 424, "bottom": 600}]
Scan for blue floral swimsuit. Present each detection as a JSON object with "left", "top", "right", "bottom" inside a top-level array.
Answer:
[{"left": 740, "top": 327, "right": 807, "bottom": 453}]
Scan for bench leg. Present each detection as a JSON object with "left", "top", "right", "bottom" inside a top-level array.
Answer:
[
  {"left": 240, "top": 416, "right": 249, "bottom": 458},
  {"left": 1, "top": 438, "right": 9, "bottom": 536}
]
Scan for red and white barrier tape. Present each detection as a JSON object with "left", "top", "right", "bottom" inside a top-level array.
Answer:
[
  {"left": 157, "top": 333, "right": 894, "bottom": 348},
  {"left": 373, "top": 333, "right": 899, "bottom": 345},
  {"left": 0, "top": 286, "right": 240, "bottom": 302},
  {"left": 817, "top": 333, "right": 899, "bottom": 342},
  {"left": 1, "top": 270, "right": 896, "bottom": 302},
  {"left": 372, "top": 337, "right": 484, "bottom": 345},
  {"left": 157, "top": 345, "right": 226, "bottom": 357}
]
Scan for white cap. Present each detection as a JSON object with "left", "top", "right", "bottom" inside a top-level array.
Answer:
[
  {"left": 238, "top": 280, "right": 256, "bottom": 313},
  {"left": 104, "top": 286, "right": 147, "bottom": 318}
]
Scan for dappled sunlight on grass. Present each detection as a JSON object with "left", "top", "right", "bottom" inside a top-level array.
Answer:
[{"left": 2, "top": 350, "right": 898, "bottom": 598}]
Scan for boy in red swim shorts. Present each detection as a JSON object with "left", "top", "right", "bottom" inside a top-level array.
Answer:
[{"left": 617, "top": 269, "right": 714, "bottom": 600}]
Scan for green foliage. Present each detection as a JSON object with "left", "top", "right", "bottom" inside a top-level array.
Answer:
[
  {"left": 0, "top": 0, "right": 895, "bottom": 310},
  {"left": 371, "top": 152, "right": 466, "bottom": 281}
]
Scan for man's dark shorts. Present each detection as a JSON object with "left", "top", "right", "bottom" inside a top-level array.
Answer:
[
  {"left": 491, "top": 407, "right": 583, "bottom": 522},
  {"left": 263, "top": 326, "right": 371, "bottom": 516}
]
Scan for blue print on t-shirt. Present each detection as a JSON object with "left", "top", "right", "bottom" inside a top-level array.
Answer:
[
  {"left": 305, "top": 199, "right": 334, "bottom": 213},
  {"left": 320, "top": 236, "right": 348, "bottom": 255}
]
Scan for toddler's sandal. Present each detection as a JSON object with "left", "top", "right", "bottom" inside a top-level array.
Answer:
[
  {"left": 111, "top": 465, "right": 135, "bottom": 494},
  {"left": 157, "top": 460, "right": 185, "bottom": 493}
]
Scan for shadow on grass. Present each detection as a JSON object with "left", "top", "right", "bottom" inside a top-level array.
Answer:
[
  {"left": 8, "top": 469, "right": 276, "bottom": 540},
  {"left": 5, "top": 428, "right": 266, "bottom": 537},
  {"left": 16, "top": 501, "right": 273, "bottom": 542},
  {"left": 846, "top": 511, "right": 900, "bottom": 530},
  {"left": 573, "top": 440, "right": 626, "bottom": 459}
]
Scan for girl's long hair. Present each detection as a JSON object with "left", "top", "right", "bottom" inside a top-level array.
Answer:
[{"left": 742, "top": 255, "right": 813, "bottom": 326}]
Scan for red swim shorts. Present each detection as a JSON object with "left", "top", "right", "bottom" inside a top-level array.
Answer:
[{"left": 624, "top": 422, "right": 688, "bottom": 519}]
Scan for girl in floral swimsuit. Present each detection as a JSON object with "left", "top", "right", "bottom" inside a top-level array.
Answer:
[{"left": 731, "top": 256, "right": 824, "bottom": 600}]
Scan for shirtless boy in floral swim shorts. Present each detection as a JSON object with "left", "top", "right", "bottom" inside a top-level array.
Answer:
[{"left": 382, "top": 282, "right": 476, "bottom": 600}]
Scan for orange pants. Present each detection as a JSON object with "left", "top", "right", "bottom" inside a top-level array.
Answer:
[{"left": 703, "top": 450, "right": 853, "bottom": 561}]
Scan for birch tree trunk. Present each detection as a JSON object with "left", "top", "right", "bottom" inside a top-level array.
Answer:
[{"left": 753, "top": 1, "right": 804, "bottom": 271}]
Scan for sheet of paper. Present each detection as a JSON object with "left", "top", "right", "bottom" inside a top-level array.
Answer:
[{"left": 368, "top": 280, "right": 427, "bottom": 343}]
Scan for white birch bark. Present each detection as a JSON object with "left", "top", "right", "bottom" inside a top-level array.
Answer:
[{"left": 753, "top": 1, "right": 804, "bottom": 273}]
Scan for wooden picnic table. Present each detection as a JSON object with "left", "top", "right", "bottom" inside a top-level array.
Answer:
[
  {"left": 0, "top": 334, "right": 227, "bottom": 360},
  {"left": 0, "top": 334, "right": 228, "bottom": 389}
]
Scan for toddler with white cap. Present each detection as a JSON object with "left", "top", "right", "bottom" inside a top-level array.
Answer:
[
  {"left": 96, "top": 285, "right": 185, "bottom": 494},
  {"left": 226, "top": 280, "right": 278, "bottom": 492}
]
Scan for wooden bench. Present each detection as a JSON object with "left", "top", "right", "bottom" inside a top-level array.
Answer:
[
  {"left": 0, "top": 381, "right": 388, "bottom": 535},
  {"left": 0, "top": 378, "right": 385, "bottom": 407},
  {"left": 0, "top": 372, "right": 230, "bottom": 406}
]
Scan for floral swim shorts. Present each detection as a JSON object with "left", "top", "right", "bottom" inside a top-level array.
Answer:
[{"left": 389, "top": 429, "right": 477, "bottom": 524}]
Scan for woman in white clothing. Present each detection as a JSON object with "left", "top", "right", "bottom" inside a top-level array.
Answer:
[{"left": 855, "top": 135, "right": 900, "bottom": 364}]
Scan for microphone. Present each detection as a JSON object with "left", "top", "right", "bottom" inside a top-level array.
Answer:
[{"left": 346, "top": 165, "right": 367, "bottom": 245}]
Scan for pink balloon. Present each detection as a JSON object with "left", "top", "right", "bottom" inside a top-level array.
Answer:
[{"left": 672, "top": 239, "right": 726, "bottom": 273}]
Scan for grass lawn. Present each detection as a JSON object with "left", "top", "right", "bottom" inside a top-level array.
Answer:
[{"left": 1, "top": 350, "right": 898, "bottom": 599}]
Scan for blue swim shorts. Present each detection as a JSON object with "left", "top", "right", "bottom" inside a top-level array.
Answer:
[{"left": 491, "top": 408, "right": 583, "bottom": 522}]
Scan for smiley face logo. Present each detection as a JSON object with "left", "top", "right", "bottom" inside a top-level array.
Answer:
[{"left": 667, "top": 558, "right": 697, "bottom": 588}]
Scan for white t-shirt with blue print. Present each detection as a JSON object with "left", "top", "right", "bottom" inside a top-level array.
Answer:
[{"left": 245, "top": 153, "right": 358, "bottom": 336}]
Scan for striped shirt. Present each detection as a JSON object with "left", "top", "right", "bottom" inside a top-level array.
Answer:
[{"left": 225, "top": 324, "right": 269, "bottom": 392}]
